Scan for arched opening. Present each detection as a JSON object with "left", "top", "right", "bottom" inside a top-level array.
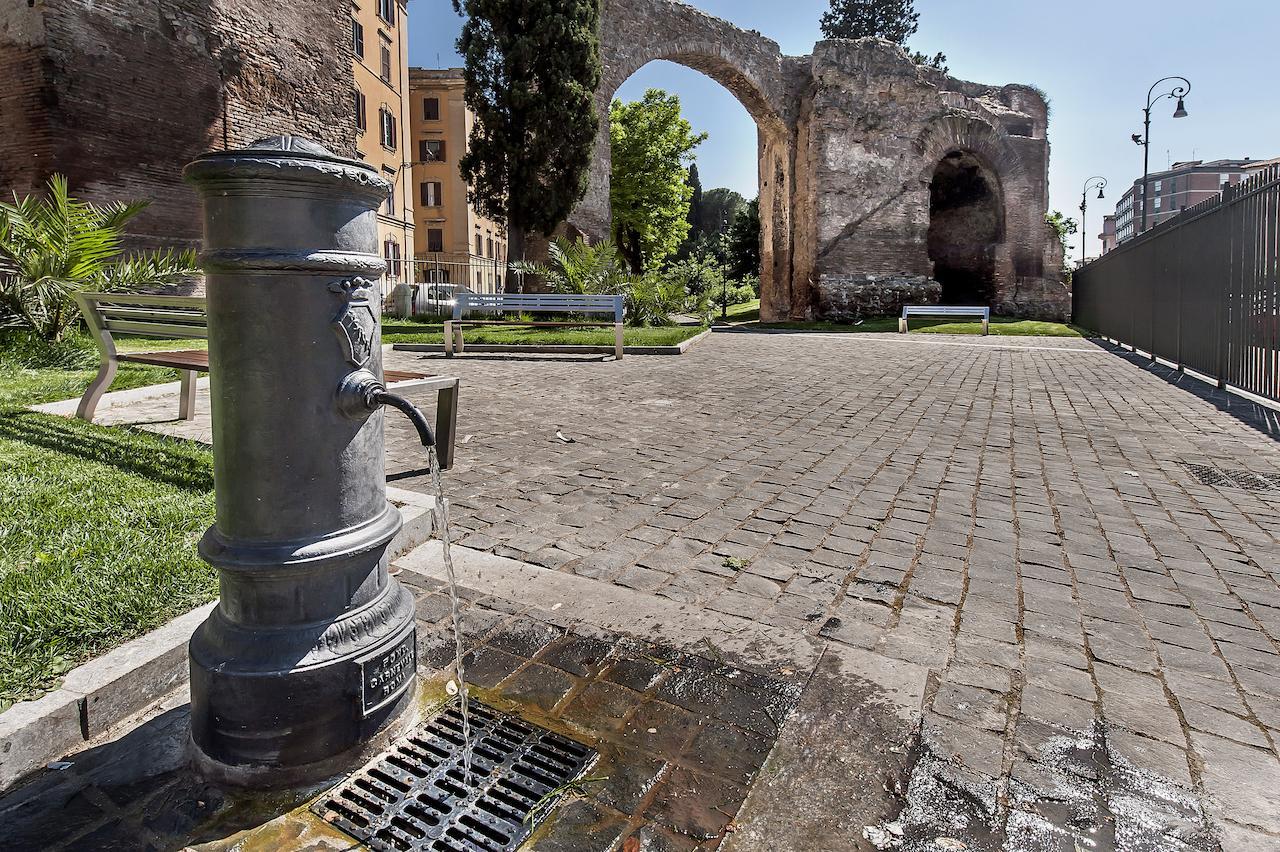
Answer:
[
  {"left": 610, "top": 59, "right": 766, "bottom": 286},
  {"left": 927, "top": 150, "right": 1004, "bottom": 305}
]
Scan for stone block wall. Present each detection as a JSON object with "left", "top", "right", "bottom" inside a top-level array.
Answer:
[
  {"left": 572, "top": 5, "right": 1070, "bottom": 322},
  {"left": 803, "top": 42, "right": 1068, "bottom": 321},
  {"left": 817, "top": 274, "right": 941, "bottom": 322},
  {"left": 0, "top": 0, "right": 352, "bottom": 251}
]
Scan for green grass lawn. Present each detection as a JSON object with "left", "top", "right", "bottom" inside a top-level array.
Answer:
[
  {"left": 0, "top": 334, "right": 216, "bottom": 709},
  {"left": 719, "top": 299, "right": 761, "bottom": 323},
  {"left": 383, "top": 320, "right": 704, "bottom": 347},
  {"left": 754, "top": 314, "right": 1091, "bottom": 337}
]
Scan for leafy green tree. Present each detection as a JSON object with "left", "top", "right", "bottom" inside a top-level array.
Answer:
[
  {"left": 820, "top": 0, "right": 918, "bottom": 41},
  {"left": 700, "top": 188, "right": 747, "bottom": 242},
  {"left": 1045, "top": 210, "right": 1078, "bottom": 254},
  {"left": 0, "top": 175, "right": 197, "bottom": 342},
  {"left": 452, "top": 0, "right": 602, "bottom": 259},
  {"left": 610, "top": 89, "right": 707, "bottom": 272},
  {"left": 820, "top": 0, "right": 947, "bottom": 71},
  {"left": 724, "top": 197, "right": 761, "bottom": 281}
]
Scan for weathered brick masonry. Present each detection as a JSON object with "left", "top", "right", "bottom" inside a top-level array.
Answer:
[
  {"left": 0, "top": 0, "right": 352, "bottom": 251},
  {"left": 573, "top": 0, "right": 1069, "bottom": 321}
]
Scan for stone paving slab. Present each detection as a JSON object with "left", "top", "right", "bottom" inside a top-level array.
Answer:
[
  {"left": 377, "top": 331, "right": 1280, "bottom": 847},
  {"left": 37, "top": 329, "right": 1280, "bottom": 848}
]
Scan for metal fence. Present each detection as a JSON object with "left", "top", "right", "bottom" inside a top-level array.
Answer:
[{"left": 1074, "top": 165, "right": 1280, "bottom": 403}]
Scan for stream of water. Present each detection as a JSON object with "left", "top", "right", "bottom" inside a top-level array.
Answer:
[{"left": 425, "top": 445, "right": 472, "bottom": 783}]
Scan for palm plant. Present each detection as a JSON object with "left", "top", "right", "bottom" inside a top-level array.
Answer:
[
  {"left": 509, "top": 236, "right": 634, "bottom": 296},
  {"left": 0, "top": 175, "right": 198, "bottom": 341}
]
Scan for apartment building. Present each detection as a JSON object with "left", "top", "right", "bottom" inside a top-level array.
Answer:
[
  {"left": 408, "top": 68, "right": 508, "bottom": 293},
  {"left": 1097, "top": 214, "right": 1117, "bottom": 256},
  {"left": 351, "top": 0, "right": 414, "bottom": 291},
  {"left": 1114, "top": 159, "right": 1254, "bottom": 244}
]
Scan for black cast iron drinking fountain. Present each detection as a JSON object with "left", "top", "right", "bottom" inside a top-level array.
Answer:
[{"left": 183, "top": 136, "right": 440, "bottom": 787}]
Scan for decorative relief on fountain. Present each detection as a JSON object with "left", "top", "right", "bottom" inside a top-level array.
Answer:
[{"left": 330, "top": 277, "right": 378, "bottom": 368}]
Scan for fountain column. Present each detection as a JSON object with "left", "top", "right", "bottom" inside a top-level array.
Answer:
[{"left": 184, "top": 136, "right": 418, "bottom": 787}]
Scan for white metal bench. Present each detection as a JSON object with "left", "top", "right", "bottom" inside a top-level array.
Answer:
[
  {"left": 900, "top": 305, "right": 990, "bottom": 335},
  {"left": 444, "top": 293, "right": 626, "bottom": 359},
  {"left": 73, "top": 292, "right": 462, "bottom": 468}
]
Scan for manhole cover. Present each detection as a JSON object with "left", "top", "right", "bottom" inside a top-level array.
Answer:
[
  {"left": 313, "top": 700, "right": 597, "bottom": 851},
  {"left": 1179, "top": 462, "right": 1280, "bottom": 492}
]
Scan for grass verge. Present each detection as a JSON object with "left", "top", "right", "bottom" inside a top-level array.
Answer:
[
  {"left": 0, "top": 333, "right": 216, "bottom": 709},
  {"left": 383, "top": 320, "right": 705, "bottom": 347}
]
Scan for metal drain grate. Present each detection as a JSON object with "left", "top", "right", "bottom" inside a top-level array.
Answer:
[
  {"left": 313, "top": 700, "right": 596, "bottom": 851},
  {"left": 1180, "top": 462, "right": 1280, "bottom": 492}
]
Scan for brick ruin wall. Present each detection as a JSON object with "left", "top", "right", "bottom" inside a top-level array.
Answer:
[
  {"left": 0, "top": 0, "right": 352, "bottom": 252},
  {"left": 803, "top": 42, "right": 1069, "bottom": 320},
  {"left": 579, "top": 0, "right": 1070, "bottom": 321}
]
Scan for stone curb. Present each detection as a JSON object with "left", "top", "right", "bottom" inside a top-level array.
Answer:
[
  {"left": 0, "top": 486, "right": 435, "bottom": 794},
  {"left": 391, "top": 327, "right": 712, "bottom": 357}
]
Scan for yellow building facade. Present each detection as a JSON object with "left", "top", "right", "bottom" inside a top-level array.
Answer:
[
  {"left": 351, "top": 0, "right": 414, "bottom": 293},
  {"left": 408, "top": 68, "right": 507, "bottom": 293}
]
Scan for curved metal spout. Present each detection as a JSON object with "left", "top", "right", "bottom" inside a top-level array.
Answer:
[{"left": 375, "top": 391, "right": 436, "bottom": 448}]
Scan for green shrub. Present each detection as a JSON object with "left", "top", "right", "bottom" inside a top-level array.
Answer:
[
  {"left": 711, "top": 280, "right": 757, "bottom": 309},
  {"left": 626, "top": 273, "right": 686, "bottom": 326},
  {"left": 0, "top": 175, "right": 198, "bottom": 341}
]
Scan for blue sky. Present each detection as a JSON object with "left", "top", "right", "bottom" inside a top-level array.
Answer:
[{"left": 409, "top": 0, "right": 1280, "bottom": 257}]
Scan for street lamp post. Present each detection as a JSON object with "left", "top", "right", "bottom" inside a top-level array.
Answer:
[
  {"left": 1134, "top": 76, "right": 1191, "bottom": 234},
  {"left": 1079, "top": 176, "right": 1107, "bottom": 266}
]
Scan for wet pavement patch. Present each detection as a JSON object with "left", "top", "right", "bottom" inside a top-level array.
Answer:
[
  {"left": 311, "top": 700, "right": 596, "bottom": 851},
  {"left": 412, "top": 589, "right": 806, "bottom": 849}
]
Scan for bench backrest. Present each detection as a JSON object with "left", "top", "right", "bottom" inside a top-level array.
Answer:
[
  {"left": 75, "top": 292, "right": 208, "bottom": 347},
  {"left": 902, "top": 305, "right": 990, "bottom": 319},
  {"left": 453, "top": 292, "right": 624, "bottom": 321}
]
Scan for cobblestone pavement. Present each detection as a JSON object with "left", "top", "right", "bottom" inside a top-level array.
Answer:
[
  {"left": 47, "top": 330, "right": 1280, "bottom": 848},
  {"left": 380, "top": 331, "right": 1280, "bottom": 848}
]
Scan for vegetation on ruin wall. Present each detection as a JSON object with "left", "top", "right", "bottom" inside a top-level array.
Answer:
[{"left": 0, "top": 332, "right": 216, "bottom": 710}]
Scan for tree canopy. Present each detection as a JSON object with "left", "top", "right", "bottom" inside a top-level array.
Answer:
[
  {"left": 724, "top": 197, "right": 761, "bottom": 281},
  {"left": 820, "top": 0, "right": 919, "bottom": 42},
  {"left": 452, "top": 0, "right": 602, "bottom": 252},
  {"left": 609, "top": 89, "right": 707, "bottom": 272}
]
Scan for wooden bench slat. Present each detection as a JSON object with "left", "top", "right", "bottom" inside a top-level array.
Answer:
[
  {"left": 99, "top": 306, "right": 210, "bottom": 325},
  {"left": 85, "top": 293, "right": 208, "bottom": 309},
  {"left": 455, "top": 320, "right": 613, "bottom": 327},
  {"left": 118, "top": 349, "right": 210, "bottom": 370},
  {"left": 384, "top": 369, "right": 428, "bottom": 383},
  {"left": 103, "top": 319, "right": 210, "bottom": 338}
]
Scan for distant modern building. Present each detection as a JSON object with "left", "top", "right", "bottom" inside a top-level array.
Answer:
[
  {"left": 1099, "top": 214, "right": 1117, "bottom": 256},
  {"left": 351, "top": 0, "right": 414, "bottom": 293},
  {"left": 1114, "top": 159, "right": 1255, "bottom": 244},
  {"left": 407, "top": 68, "right": 507, "bottom": 293}
]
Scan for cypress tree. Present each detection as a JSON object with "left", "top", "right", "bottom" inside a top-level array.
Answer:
[
  {"left": 452, "top": 0, "right": 602, "bottom": 259},
  {"left": 686, "top": 163, "right": 705, "bottom": 238}
]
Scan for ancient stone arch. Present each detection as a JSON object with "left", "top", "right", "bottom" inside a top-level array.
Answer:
[
  {"left": 570, "top": 0, "right": 1069, "bottom": 321},
  {"left": 569, "top": 0, "right": 801, "bottom": 316}
]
